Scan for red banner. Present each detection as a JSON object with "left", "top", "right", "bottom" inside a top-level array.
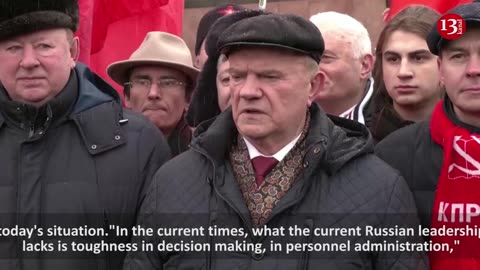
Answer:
[
  {"left": 76, "top": 0, "right": 184, "bottom": 94},
  {"left": 386, "top": 0, "right": 473, "bottom": 21}
]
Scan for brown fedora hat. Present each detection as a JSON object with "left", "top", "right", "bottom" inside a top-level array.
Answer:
[{"left": 107, "top": 32, "right": 199, "bottom": 85}]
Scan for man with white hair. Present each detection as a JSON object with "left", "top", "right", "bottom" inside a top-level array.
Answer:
[{"left": 310, "top": 12, "right": 374, "bottom": 125}]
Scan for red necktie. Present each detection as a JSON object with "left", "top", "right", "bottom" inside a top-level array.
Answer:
[{"left": 251, "top": 156, "right": 279, "bottom": 186}]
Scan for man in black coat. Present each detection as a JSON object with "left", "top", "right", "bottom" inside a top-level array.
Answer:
[
  {"left": 0, "top": 0, "right": 171, "bottom": 269},
  {"left": 375, "top": 2, "right": 480, "bottom": 269},
  {"left": 124, "top": 11, "right": 427, "bottom": 270}
]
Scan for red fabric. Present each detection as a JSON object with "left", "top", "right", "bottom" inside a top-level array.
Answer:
[
  {"left": 430, "top": 101, "right": 480, "bottom": 270},
  {"left": 251, "top": 156, "right": 279, "bottom": 186},
  {"left": 76, "top": 0, "right": 183, "bottom": 95},
  {"left": 77, "top": 0, "right": 94, "bottom": 65},
  {"left": 386, "top": 0, "right": 473, "bottom": 21}
]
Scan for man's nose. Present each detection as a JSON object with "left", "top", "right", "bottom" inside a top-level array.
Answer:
[
  {"left": 19, "top": 46, "right": 40, "bottom": 69},
  {"left": 147, "top": 82, "right": 163, "bottom": 100},
  {"left": 397, "top": 59, "right": 414, "bottom": 79},
  {"left": 238, "top": 75, "right": 262, "bottom": 99},
  {"left": 466, "top": 55, "right": 480, "bottom": 78}
]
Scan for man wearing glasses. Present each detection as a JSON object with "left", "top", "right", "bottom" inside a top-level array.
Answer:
[{"left": 108, "top": 32, "right": 199, "bottom": 156}]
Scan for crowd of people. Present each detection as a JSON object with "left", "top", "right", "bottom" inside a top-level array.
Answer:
[{"left": 1, "top": 0, "right": 480, "bottom": 269}]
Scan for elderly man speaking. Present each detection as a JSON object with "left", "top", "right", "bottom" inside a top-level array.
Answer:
[{"left": 124, "top": 10, "right": 428, "bottom": 270}]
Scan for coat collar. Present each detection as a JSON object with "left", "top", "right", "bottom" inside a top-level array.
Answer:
[
  {"left": 0, "top": 64, "right": 127, "bottom": 155},
  {"left": 0, "top": 70, "right": 78, "bottom": 136},
  {"left": 70, "top": 101, "right": 127, "bottom": 155},
  {"left": 192, "top": 103, "right": 373, "bottom": 175},
  {"left": 69, "top": 63, "right": 127, "bottom": 155}
]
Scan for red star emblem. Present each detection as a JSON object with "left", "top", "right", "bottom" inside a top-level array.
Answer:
[{"left": 217, "top": 5, "right": 237, "bottom": 15}]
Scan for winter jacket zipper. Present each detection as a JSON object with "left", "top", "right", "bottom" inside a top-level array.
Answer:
[{"left": 191, "top": 146, "right": 255, "bottom": 240}]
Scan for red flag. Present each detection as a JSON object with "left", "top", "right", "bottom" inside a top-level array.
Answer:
[
  {"left": 386, "top": 0, "right": 473, "bottom": 21},
  {"left": 77, "top": 0, "right": 94, "bottom": 65},
  {"left": 76, "top": 0, "right": 183, "bottom": 95}
]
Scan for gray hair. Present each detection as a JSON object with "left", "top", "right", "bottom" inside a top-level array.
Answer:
[
  {"left": 309, "top": 11, "right": 372, "bottom": 59},
  {"left": 217, "top": 54, "right": 228, "bottom": 68}
]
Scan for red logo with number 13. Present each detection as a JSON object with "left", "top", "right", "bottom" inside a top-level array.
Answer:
[{"left": 437, "top": 13, "right": 466, "bottom": 40}]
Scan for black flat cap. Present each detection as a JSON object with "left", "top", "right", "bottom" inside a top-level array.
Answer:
[
  {"left": 186, "top": 9, "right": 266, "bottom": 127},
  {"left": 217, "top": 13, "right": 324, "bottom": 63},
  {"left": 427, "top": 1, "right": 480, "bottom": 55},
  {"left": 0, "top": 0, "right": 78, "bottom": 41}
]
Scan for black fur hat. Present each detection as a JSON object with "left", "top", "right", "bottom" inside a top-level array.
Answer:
[
  {"left": 186, "top": 9, "right": 267, "bottom": 127},
  {"left": 0, "top": 0, "right": 79, "bottom": 41}
]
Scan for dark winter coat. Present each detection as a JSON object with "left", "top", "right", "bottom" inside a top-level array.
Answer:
[
  {"left": 167, "top": 117, "right": 192, "bottom": 157},
  {"left": 0, "top": 63, "right": 171, "bottom": 270},
  {"left": 375, "top": 120, "right": 440, "bottom": 232},
  {"left": 124, "top": 104, "right": 428, "bottom": 270},
  {"left": 374, "top": 98, "right": 475, "bottom": 231},
  {"left": 369, "top": 105, "right": 414, "bottom": 143}
]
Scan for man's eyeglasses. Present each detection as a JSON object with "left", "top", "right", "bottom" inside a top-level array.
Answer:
[{"left": 124, "top": 78, "right": 187, "bottom": 91}]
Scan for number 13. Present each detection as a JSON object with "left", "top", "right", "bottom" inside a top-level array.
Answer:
[{"left": 440, "top": 19, "right": 459, "bottom": 35}]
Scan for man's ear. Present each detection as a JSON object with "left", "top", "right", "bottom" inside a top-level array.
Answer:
[
  {"left": 360, "top": 54, "right": 374, "bottom": 79},
  {"left": 184, "top": 97, "right": 191, "bottom": 112},
  {"left": 124, "top": 89, "right": 132, "bottom": 108},
  {"left": 124, "top": 97, "right": 132, "bottom": 108},
  {"left": 383, "top": 8, "right": 391, "bottom": 23},
  {"left": 438, "top": 57, "right": 445, "bottom": 86},
  {"left": 308, "top": 71, "right": 325, "bottom": 107},
  {"left": 194, "top": 55, "right": 201, "bottom": 68},
  {"left": 70, "top": 36, "right": 80, "bottom": 62}
]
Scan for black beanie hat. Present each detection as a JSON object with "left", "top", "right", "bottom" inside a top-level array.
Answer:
[
  {"left": 186, "top": 9, "right": 267, "bottom": 127},
  {"left": 194, "top": 3, "right": 246, "bottom": 56},
  {"left": 0, "top": 0, "right": 79, "bottom": 41}
]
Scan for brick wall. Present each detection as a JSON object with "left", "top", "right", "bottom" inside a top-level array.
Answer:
[{"left": 182, "top": 0, "right": 387, "bottom": 58}]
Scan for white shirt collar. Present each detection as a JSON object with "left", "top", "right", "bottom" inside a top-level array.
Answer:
[
  {"left": 339, "top": 105, "right": 356, "bottom": 119},
  {"left": 243, "top": 133, "right": 302, "bottom": 162},
  {"left": 339, "top": 77, "right": 374, "bottom": 125}
]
